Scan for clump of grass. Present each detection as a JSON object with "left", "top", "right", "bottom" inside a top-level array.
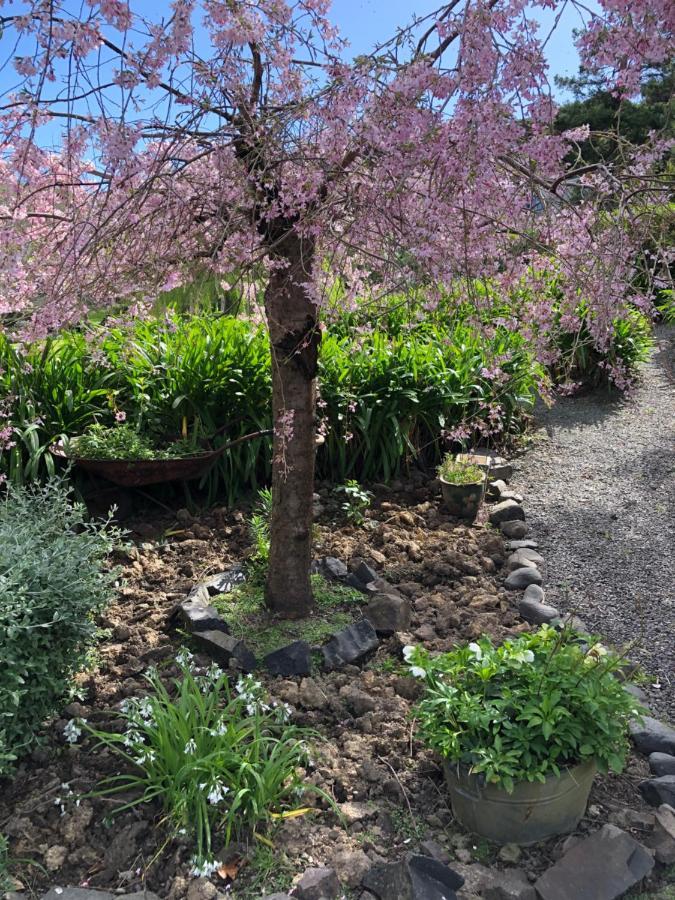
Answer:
[
  {"left": 212, "top": 574, "right": 365, "bottom": 657},
  {"left": 86, "top": 654, "right": 327, "bottom": 869},
  {"left": 437, "top": 456, "right": 484, "bottom": 484}
]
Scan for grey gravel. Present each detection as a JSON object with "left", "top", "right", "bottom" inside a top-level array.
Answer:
[{"left": 513, "top": 326, "right": 675, "bottom": 719}]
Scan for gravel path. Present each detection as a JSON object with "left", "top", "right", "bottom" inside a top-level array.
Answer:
[{"left": 511, "top": 325, "right": 675, "bottom": 721}]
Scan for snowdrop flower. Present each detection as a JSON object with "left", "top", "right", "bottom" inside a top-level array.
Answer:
[
  {"left": 137, "top": 698, "right": 154, "bottom": 720},
  {"left": 206, "top": 783, "right": 229, "bottom": 805},
  {"left": 176, "top": 649, "right": 194, "bottom": 668},
  {"left": 189, "top": 857, "right": 222, "bottom": 878},
  {"left": 63, "top": 718, "right": 85, "bottom": 744},
  {"left": 468, "top": 642, "right": 483, "bottom": 660},
  {"left": 210, "top": 720, "right": 227, "bottom": 737},
  {"left": 184, "top": 739, "right": 197, "bottom": 754}
]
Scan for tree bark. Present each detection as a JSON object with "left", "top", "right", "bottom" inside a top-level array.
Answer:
[{"left": 263, "top": 231, "right": 319, "bottom": 618}]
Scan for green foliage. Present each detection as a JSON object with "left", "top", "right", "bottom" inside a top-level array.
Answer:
[
  {"left": 247, "top": 487, "right": 273, "bottom": 579},
  {"left": 0, "top": 478, "right": 121, "bottom": 774},
  {"left": 407, "top": 627, "right": 643, "bottom": 793},
  {"left": 335, "top": 479, "right": 373, "bottom": 524},
  {"left": 0, "top": 310, "right": 540, "bottom": 495},
  {"left": 212, "top": 573, "right": 364, "bottom": 657},
  {"left": 437, "top": 456, "right": 484, "bottom": 485},
  {"left": 70, "top": 423, "right": 204, "bottom": 460},
  {"left": 0, "top": 834, "right": 11, "bottom": 893},
  {"left": 87, "top": 656, "right": 323, "bottom": 866}
]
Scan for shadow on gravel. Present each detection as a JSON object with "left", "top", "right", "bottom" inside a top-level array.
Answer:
[{"left": 532, "top": 391, "right": 625, "bottom": 433}]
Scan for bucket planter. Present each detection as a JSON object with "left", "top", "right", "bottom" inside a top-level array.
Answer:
[
  {"left": 443, "top": 757, "right": 597, "bottom": 844},
  {"left": 404, "top": 627, "right": 644, "bottom": 845},
  {"left": 437, "top": 455, "right": 486, "bottom": 521}
]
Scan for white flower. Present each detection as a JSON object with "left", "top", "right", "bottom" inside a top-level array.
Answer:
[
  {"left": 63, "top": 718, "right": 85, "bottom": 744},
  {"left": 410, "top": 666, "right": 426, "bottom": 679},
  {"left": 206, "top": 783, "right": 229, "bottom": 805},
  {"left": 137, "top": 698, "right": 154, "bottom": 720},
  {"left": 184, "top": 739, "right": 197, "bottom": 755},
  {"left": 176, "top": 649, "right": 194, "bottom": 668},
  {"left": 468, "top": 642, "right": 482, "bottom": 660},
  {"left": 189, "top": 857, "right": 222, "bottom": 878},
  {"left": 402, "top": 645, "right": 416, "bottom": 661},
  {"left": 210, "top": 721, "right": 227, "bottom": 737},
  {"left": 521, "top": 650, "right": 534, "bottom": 663}
]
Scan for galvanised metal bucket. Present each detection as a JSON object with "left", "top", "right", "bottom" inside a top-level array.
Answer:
[{"left": 443, "top": 758, "right": 597, "bottom": 845}]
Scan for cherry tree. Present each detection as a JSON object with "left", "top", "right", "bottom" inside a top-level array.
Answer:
[{"left": 0, "top": 0, "right": 671, "bottom": 617}]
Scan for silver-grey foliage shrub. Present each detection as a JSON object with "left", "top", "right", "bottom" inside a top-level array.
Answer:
[{"left": 0, "top": 478, "right": 121, "bottom": 775}]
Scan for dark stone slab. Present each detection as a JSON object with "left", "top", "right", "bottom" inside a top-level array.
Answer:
[
  {"left": 351, "top": 559, "right": 379, "bottom": 585},
  {"left": 175, "top": 599, "right": 230, "bottom": 634},
  {"left": 518, "top": 595, "right": 560, "bottom": 625},
  {"left": 364, "top": 594, "right": 412, "bottom": 636},
  {"left": 630, "top": 716, "right": 675, "bottom": 755},
  {"left": 650, "top": 753, "right": 675, "bottom": 776},
  {"left": 191, "top": 629, "right": 256, "bottom": 672},
  {"left": 362, "top": 853, "right": 464, "bottom": 900},
  {"left": 534, "top": 824, "right": 654, "bottom": 900},
  {"left": 321, "top": 619, "right": 378, "bottom": 670},
  {"left": 294, "top": 866, "right": 340, "bottom": 900},
  {"left": 639, "top": 776, "right": 675, "bottom": 807},
  {"left": 322, "top": 556, "right": 348, "bottom": 580},
  {"left": 264, "top": 640, "right": 312, "bottom": 677},
  {"left": 504, "top": 539, "right": 539, "bottom": 551}
]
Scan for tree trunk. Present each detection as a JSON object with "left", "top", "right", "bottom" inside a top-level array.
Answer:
[{"left": 264, "top": 232, "right": 319, "bottom": 618}]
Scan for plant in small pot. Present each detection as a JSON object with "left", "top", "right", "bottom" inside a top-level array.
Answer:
[
  {"left": 437, "top": 454, "right": 485, "bottom": 521},
  {"left": 405, "top": 626, "right": 643, "bottom": 844}
]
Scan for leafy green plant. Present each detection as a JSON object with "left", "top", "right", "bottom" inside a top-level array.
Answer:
[
  {"left": 70, "top": 423, "right": 205, "bottom": 460},
  {"left": 0, "top": 834, "right": 12, "bottom": 893},
  {"left": 0, "top": 478, "right": 121, "bottom": 774},
  {"left": 437, "top": 456, "right": 484, "bottom": 484},
  {"left": 87, "top": 654, "right": 326, "bottom": 867},
  {"left": 406, "top": 626, "right": 643, "bottom": 793},
  {"left": 335, "top": 479, "right": 373, "bottom": 525},
  {"left": 247, "top": 487, "right": 273, "bottom": 579}
]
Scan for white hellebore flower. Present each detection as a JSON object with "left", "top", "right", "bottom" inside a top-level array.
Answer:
[
  {"left": 409, "top": 666, "right": 426, "bottom": 679},
  {"left": 402, "top": 645, "right": 416, "bottom": 662},
  {"left": 468, "top": 642, "right": 482, "bottom": 660}
]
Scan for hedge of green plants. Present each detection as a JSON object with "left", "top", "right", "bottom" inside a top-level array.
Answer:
[{"left": 0, "top": 312, "right": 542, "bottom": 499}]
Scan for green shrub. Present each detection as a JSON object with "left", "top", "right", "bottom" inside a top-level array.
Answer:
[
  {"left": 334, "top": 480, "right": 373, "bottom": 524},
  {"left": 87, "top": 655, "right": 327, "bottom": 867},
  {"left": 406, "top": 627, "right": 642, "bottom": 793},
  {"left": 70, "top": 423, "right": 204, "bottom": 460},
  {"left": 0, "top": 478, "right": 121, "bottom": 774}
]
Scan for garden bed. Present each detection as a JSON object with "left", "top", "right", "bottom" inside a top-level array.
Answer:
[{"left": 1, "top": 477, "right": 671, "bottom": 899}]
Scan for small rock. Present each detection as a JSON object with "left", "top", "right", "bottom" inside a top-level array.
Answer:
[
  {"left": 504, "top": 567, "right": 543, "bottom": 590},
  {"left": 294, "top": 866, "right": 340, "bottom": 900},
  {"left": 44, "top": 845, "right": 68, "bottom": 871},
  {"left": 351, "top": 559, "right": 379, "bottom": 585},
  {"left": 639, "top": 775, "right": 675, "bottom": 807},
  {"left": 487, "top": 479, "right": 508, "bottom": 500},
  {"left": 650, "top": 753, "right": 675, "bottom": 776},
  {"left": 507, "top": 548, "right": 544, "bottom": 570},
  {"left": 518, "top": 595, "right": 560, "bottom": 625},
  {"left": 41, "top": 891, "right": 115, "bottom": 900},
  {"left": 392, "top": 676, "right": 423, "bottom": 701},
  {"left": 299, "top": 677, "right": 327, "bottom": 709},
  {"left": 174, "top": 600, "right": 230, "bottom": 635},
  {"left": 191, "top": 629, "right": 256, "bottom": 672},
  {"left": 500, "top": 521, "right": 529, "bottom": 539},
  {"left": 534, "top": 823, "right": 653, "bottom": 900},
  {"left": 498, "top": 843, "right": 522, "bottom": 865},
  {"left": 420, "top": 839, "right": 451, "bottom": 864},
  {"left": 630, "top": 717, "right": 675, "bottom": 755},
  {"left": 204, "top": 565, "right": 246, "bottom": 596},
  {"left": 186, "top": 878, "right": 218, "bottom": 900},
  {"left": 332, "top": 849, "right": 371, "bottom": 887},
  {"left": 364, "top": 594, "right": 412, "bottom": 636},
  {"left": 264, "top": 641, "right": 311, "bottom": 677},
  {"left": 504, "top": 539, "right": 539, "bottom": 551},
  {"left": 339, "top": 801, "right": 376, "bottom": 824},
  {"left": 362, "top": 853, "right": 464, "bottom": 900},
  {"left": 322, "top": 556, "right": 348, "bottom": 580},
  {"left": 113, "top": 624, "right": 131, "bottom": 641},
  {"left": 652, "top": 804, "right": 675, "bottom": 864},
  {"left": 339, "top": 685, "right": 378, "bottom": 716},
  {"left": 321, "top": 619, "right": 379, "bottom": 670},
  {"left": 489, "top": 500, "right": 525, "bottom": 526},
  {"left": 483, "top": 868, "right": 537, "bottom": 900}
]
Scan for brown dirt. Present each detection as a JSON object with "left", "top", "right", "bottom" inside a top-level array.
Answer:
[{"left": 0, "top": 477, "right": 665, "bottom": 899}]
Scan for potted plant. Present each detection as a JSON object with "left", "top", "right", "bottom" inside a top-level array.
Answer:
[
  {"left": 404, "top": 627, "right": 642, "bottom": 844},
  {"left": 437, "top": 455, "right": 486, "bottom": 521}
]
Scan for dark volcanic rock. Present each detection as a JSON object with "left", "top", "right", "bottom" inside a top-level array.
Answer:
[
  {"left": 204, "top": 565, "right": 246, "bottom": 596},
  {"left": 534, "top": 824, "right": 653, "bottom": 900},
  {"left": 264, "top": 640, "right": 312, "bottom": 677},
  {"left": 639, "top": 775, "right": 675, "bottom": 807},
  {"left": 191, "top": 629, "right": 256, "bottom": 672},
  {"left": 504, "top": 567, "right": 543, "bottom": 590},
  {"left": 322, "top": 619, "right": 379, "bottom": 670},
  {"left": 500, "top": 520, "right": 529, "bottom": 539},
  {"left": 362, "top": 853, "right": 464, "bottom": 900},
  {"left": 489, "top": 500, "right": 525, "bottom": 526},
  {"left": 630, "top": 716, "right": 675, "bottom": 755},
  {"left": 364, "top": 594, "right": 412, "bottom": 636},
  {"left": 174, "top": 599, "right": 230, "bottom": 634},
  {"left": 650, "top": 753, "right": 675, "bottom": 776}
]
